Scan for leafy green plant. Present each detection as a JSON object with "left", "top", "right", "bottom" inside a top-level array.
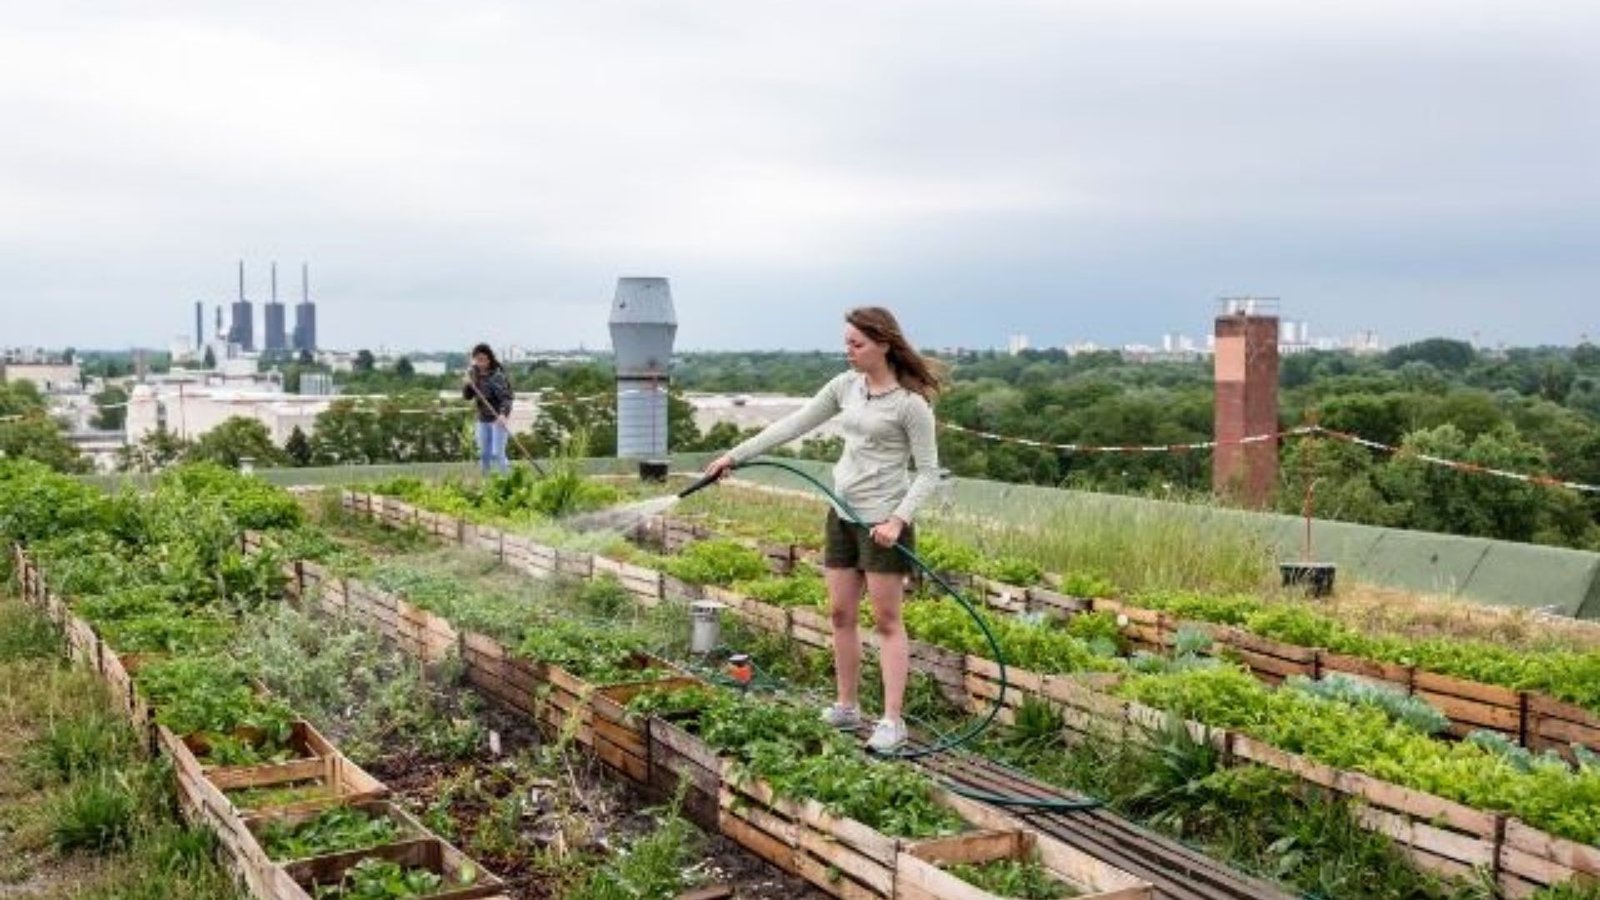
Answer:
[
  {"left": 313, "top": 856, "right": 476, "bottom": 899},
  {"left": 259, "top": 807, "right": 402, "bottom": 861},
  {"left": 1057, "top": 571, "right": 1116, "bottom": 599},
  {"left": 1285, "top": 674, "right": 1449, "bottom": 735},
  {"left": 1117, "top": 665, "right": 1600, "bottom": 844},
  {"left": 903, "top": 600, "right": 1123, "bottom": 676},
  {"left": 158, "top": 462, "right": 304, "bottom": 530},
  {"left": 628, "top": 687, "right": 963, "bottom": 838},
  {"left": 916, "top": 532, "right": 983, "bottom": 575},
  {"left": 947, "top": 856, "right": 1077, "bottom": 899},
  {"left": 734, "top": 573, "right": 828, "bottom": 609},
  {"left": 580, "top": 574, "right": 633, "bottom": 616},
  {"left": 227, "top": 782, "right": 333, "bottom": 811},
  {"left": 135, "top": 657, "right": 297, "bottom": 759},
  {"left": 978, "top": 554, "right": 1045, "bottom": 587},
  {"left": 1063, "top": 611, "right": 1124, "bottom": 653},
  {"left": 662, "top": 538, "right": 769, "bottom": 586},
  {"left": 519, "top": 619, "right": 668, "bottom": 685}
]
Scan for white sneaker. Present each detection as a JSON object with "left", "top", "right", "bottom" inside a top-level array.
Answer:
[
  {"left": 866, "top": 718, "right": 908, "bottom": 753},
  {"left": 820, "top": 703, "right": 861, "bottom": 729}
]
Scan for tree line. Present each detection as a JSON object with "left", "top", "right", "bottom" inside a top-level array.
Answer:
[{"left": 13, "top": 337, "right": 1600, "bottom": 550}]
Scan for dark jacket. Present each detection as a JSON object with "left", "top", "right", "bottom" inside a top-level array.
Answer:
[{"left": 463, "top": 367, "right": 513, "bottom": 423}]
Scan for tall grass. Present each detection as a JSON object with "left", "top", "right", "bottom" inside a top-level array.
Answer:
[{"left": 931, "top": 496, "right": 1274, "bottom": 596}]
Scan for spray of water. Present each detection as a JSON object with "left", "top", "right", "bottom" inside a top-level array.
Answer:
[{"left": 561, "top": 494, "right": 683, "bottom": 536}]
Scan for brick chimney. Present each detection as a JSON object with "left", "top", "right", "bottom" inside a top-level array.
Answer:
[{"left": 1213, "top": 298, "right": 1280, "bottom": 507}]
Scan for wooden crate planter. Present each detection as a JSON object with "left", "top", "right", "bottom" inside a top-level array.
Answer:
[
  {"left": 788, "top": 605, "right": 833, "bottom": 651},
  {"left": 469, "top": 524, "right": 505, "bottom": 559},
  {"left": 662, "top": 574, "right": 707, "bottom": 602},
  {"left": 533, "top": 654, "right": 683, "bottom": 747},
  {"left": 922, "top": 790, "right": 1155, "bottom": 900},
  {"left": 461, "top": 633, "right": 539, "bottom": 719},
  {"left": 1410, "top": 670, "right": 1523, "bottom": 741},
  {"left": 1496, "top": 818, "right": 1600, "bottom": 899},
  {"left": 65, "top": 614, "right": 99, "bottom": 667},
  {"left": 1229, "top": 735, "right": 1501, "bottom": 883},
  {"left": 647, "top": 716, "right": 724, "bottom": 828},
  {"left": 1527, "top": 694, "right": 1600, "bottom": 759},
  {"left": 592, "top": 677, "right": 702, "bottom": 785},
  {"left": 760, "top": 541, "right": 798, "bottom": 575},
  {"left": 899, "top": 830, "right": 1149, "bottom": 900},
  {"left": 722, "top": 773, "right": 899, "bottom": 899},
  {"left": 160, "top": 724, "right": 383, "bottom": 835},
  {"left": 244, "top": 799, "right": 430, "bottom": 865},
  {"left": 555, "top": 548, "right": 594, "bottom": 579},
  {"left": 1092, "top": 600, "right": 1168, "bottom": 654},
  {"left": 1208, "top": 626, "right": 1317, "bottom": 684},
  {"left": 593, "top": 556, "right": 665, "bottom": 605},
  {"left": 99, "top": 648, "right": 156, "bottom": 731},
  {"left": 184, "top": 720, "right": 332, "bottom": 775},
  {"left": 963, "top": 656, "right": 1043, "bottom": 717},
  {"left": 909, "top": 640, "right": 969, "bottom": 708},
  {"left": 975, "top": 578, "right": 1030, "bottom": 615},
  {"left": 1024, "top": 586, "right": 1094, "bottom": 617},
  {"left": 273, "top": 837, "right": 504, "bottom": 900},
  {"left": 343, "top": 582, "right": 401, "bottom": 641}
]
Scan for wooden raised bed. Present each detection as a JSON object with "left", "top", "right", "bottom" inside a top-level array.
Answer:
[
  {"left": 273, "top": 837, "right": 504, "bottom": 900},
  {"left": 244, "top": 799, "right": 430, "bottom": 864}
]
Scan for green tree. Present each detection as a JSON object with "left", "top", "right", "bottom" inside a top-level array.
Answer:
[
  {"left": 309, "top": 394, "right": 470, "bottom": 465},
  {"left": 667, "top": 387, "right": 700, "bottom": 451},
  {"left": 91, "top": 385, "right": 129, "bottom": 430},
  {"left": 354, "top": 349, "right": 376, "bottom": 374},
  {"left": 283, "top": 425, "right": 312, "bottom": 467},
  {"left": 185, "top": 417, "right": 288, "bottom": 469},
  {"left": 528, "top": 366, "right": 617, "bottom": 457},
  {"left": 1385, "top": 338, "right": 1476, "bottom": 372},
  {"left": 1376, "top": 425, "right": 1551, "bottom": 541},
  {"left": 395, "top": 356, "right": 415, "bottom": 378},
  {"left": 0, "top": 383, "right": 87, "bottom": 473},
  {"left": 202, "top": 346, "right": 216, "bottom": 369},
  {"left": 116, "top": 424, "right": 191, "bottom": 473},
  {"left": 298, "top": 349, "right": 314, "bottom": 365}
]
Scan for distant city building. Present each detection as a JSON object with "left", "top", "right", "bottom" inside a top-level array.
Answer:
[
  {"left": 299, "top": 372, "right": 335, "bottom": 396},
  {"left": 412, "top": 360, "right": 448, "bottom": 377},
  {"left": 125, "top": 383, "right": 533, "bottom": 446},
  {"left": 1007, "top": 334, "right": 1031, "bottom": 355},
  {"left": 685, "top": 393, "right": 845, "bottom": 445},
  {"left": 0, "top": 361, "right": 81, "bottom": 393}
]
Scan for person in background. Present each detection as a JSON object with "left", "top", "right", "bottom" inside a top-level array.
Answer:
[
  {"left": 701, "top": 306, "right": 943, "bottom": 752},
  {"left": 463, "top": 342, "right": 514, "bottom": 474}
]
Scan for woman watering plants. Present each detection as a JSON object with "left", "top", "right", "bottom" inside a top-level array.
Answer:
[
  {"left": 463, "top": 343, "right": 514, "bottom": 475},
  {"left": 702, "top": 307, "right": 943, "bottom": 752}
]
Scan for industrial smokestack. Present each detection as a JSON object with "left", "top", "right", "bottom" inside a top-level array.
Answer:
[
  {"left": 238, "top": 260, "right": 245, "bottom": 301},
  {"left": 271, "top": 261, "right": 277, "bottom": 302}
]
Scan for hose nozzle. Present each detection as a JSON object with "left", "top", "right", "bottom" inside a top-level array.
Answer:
[{"left": 677, "top": 467, "right": 730, "bottom": 499}]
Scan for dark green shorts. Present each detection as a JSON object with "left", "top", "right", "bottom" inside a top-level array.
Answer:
[{"left": 823, "top": 508, "right": 915, "bottom": 574}]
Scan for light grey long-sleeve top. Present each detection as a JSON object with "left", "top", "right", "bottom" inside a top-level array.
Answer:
[{"left": 727, "top": 371, "right": 940, "bottom": 524}]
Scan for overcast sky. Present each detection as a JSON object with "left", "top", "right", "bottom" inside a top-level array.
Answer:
[{"left": 2, "top": 1, "right": 1596, "bottom": 353}]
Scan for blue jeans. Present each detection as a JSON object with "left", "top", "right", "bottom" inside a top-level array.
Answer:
[{"left": 476, "top": 420, "right": 509, "bottom": 474}]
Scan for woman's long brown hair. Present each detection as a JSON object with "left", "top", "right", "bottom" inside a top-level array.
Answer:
[{"left": 845, "top": 307, "right": 947, "bottom": 401}]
